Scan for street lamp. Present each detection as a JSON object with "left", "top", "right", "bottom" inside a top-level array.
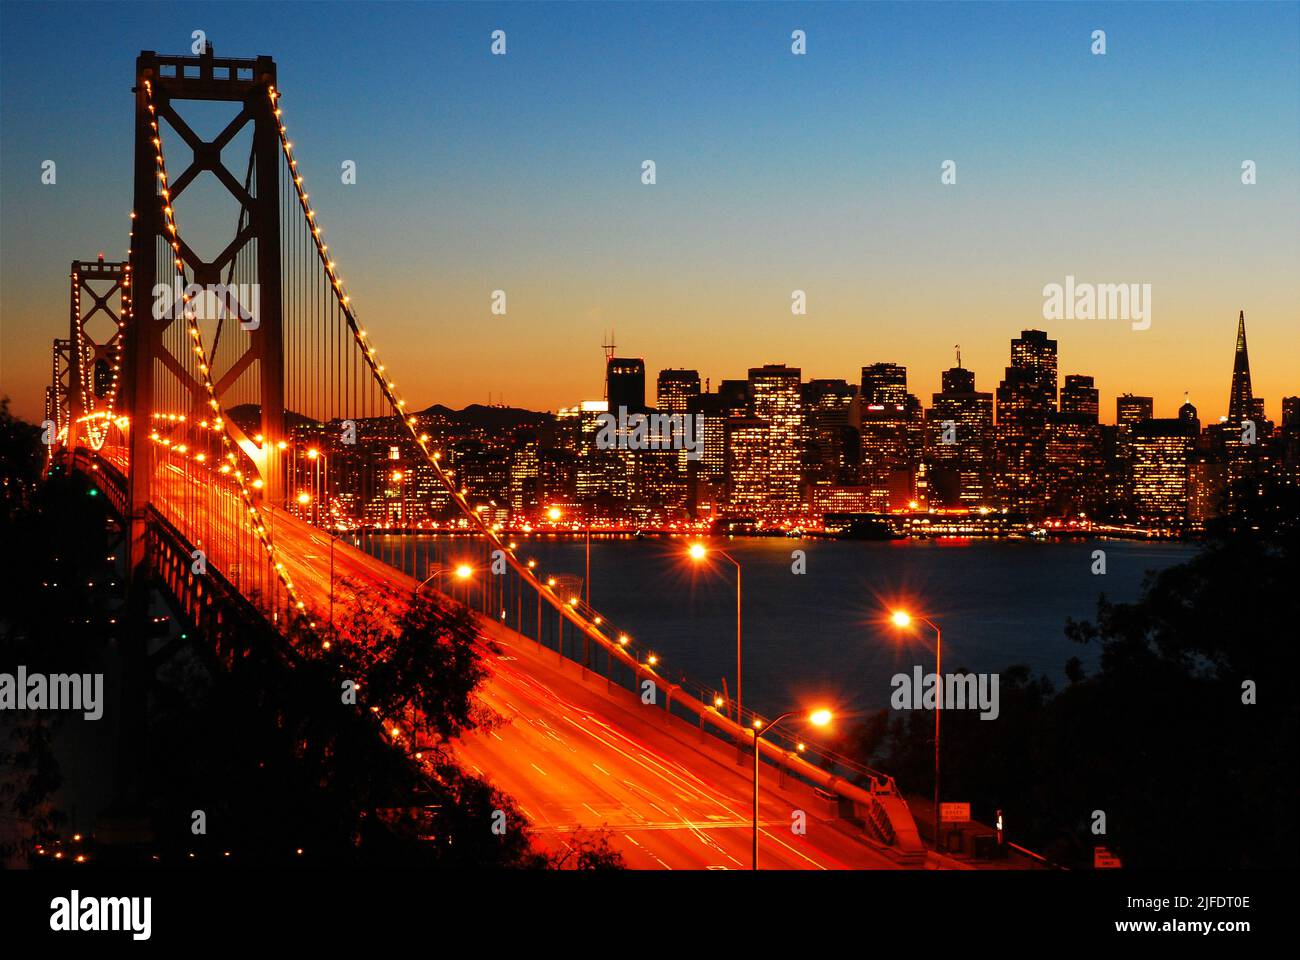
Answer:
[
  {"left": 417, "top": 562, "right": 474, "bottom": 604},
  {"left": 686, "top": 542, "right": 743, "bottom": 722},
  {"left": 751, "top": 708, "right": 832, "bottom": 869},
  {"left": 391, "top": 470, "right": 405, "bottom": 528},
  {"left": 889, "top": 608, "right": 943, "bottom": 855},
  {"left": 305, "top": 447, "right": 329, "bottom": 526},
  {"left": 547, "top": 505, "right": 591, "bottom": 607}
]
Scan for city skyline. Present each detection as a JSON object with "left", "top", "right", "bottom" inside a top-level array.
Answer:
[
  {"left": 3, "top": 2, "right": 1299, "bottom": 423},
  {"left": 431, "top": 311, "right": 1291, "bottom": 428},
  {"left": 160, "top": 309, "right": 1288, "bottom": 533}
]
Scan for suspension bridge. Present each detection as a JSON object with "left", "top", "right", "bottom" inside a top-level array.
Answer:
[{"left": 44, "top": 46, "right": 925, "bottom": 869}]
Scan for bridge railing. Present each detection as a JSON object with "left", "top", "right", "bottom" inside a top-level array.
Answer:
[{"left": 352, "top": 529, "right": 924, "bottom": 858}]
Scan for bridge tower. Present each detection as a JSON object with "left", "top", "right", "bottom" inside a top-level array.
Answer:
[
  {"left": 124, "top": 46, "right": 285, "bottom": 571},
  {"left": 47, "top": 337, "right": 73, "bottom": 438},
  {"left": 66, "top": 256, "right": 127, "bottom": 451}
]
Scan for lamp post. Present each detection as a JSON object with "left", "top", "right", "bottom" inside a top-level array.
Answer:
[
  {"left": 306, "top": 447, "right": 328, "bottom": 526},
  {"left": 890, "top": 609, "right": 943, "bottom": 854},
  {"left": 751, "top": 708, "right": 832, "bottom": 869},
  {"left": 687, "top": 542, "right": 743, "bottom": 722},
  {"left": 548, "top": 505, "right": 590, "bottom": 606},
  {"left": 417, "top": 562, "right": 474, "bottom": 604},
  {"left": 391, "top": 469, "right": 406, "bottom": 532}
]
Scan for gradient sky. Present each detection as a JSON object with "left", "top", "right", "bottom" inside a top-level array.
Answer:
[{"left": 3, "top": 1, "right": 1298, "bottom": 425}]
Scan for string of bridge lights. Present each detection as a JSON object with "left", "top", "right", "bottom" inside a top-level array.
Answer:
[
  {"left": 136, "top": 80, "right": 714, "bottom": 706},
  {"left": 266, "top": 83, "right": 682, "bottom": 686},
  {"left": 142, "top": 77, "right": 312, "bottom": 632},
  {"left": 70, "top": 259, "right": 128, "bottom": 450}
]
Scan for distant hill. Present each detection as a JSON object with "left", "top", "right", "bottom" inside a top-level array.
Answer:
[
  {"left": 418, "top": 403, "right": 551, "bottom": 431},
  {"left": 226, "top": 404, "right": 322, "bottom": 434},
  {"left": 225, "top": 402, "right": 550, "bottom": 433}
]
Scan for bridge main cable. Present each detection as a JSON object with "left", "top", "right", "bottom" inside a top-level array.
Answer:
[{"left": 142, "top": 76, "right": 312, "bottom": 630}]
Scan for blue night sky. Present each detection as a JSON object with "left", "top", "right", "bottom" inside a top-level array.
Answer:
[{"left": 3, "top": 1, "right": 1297, "bottom": 421}]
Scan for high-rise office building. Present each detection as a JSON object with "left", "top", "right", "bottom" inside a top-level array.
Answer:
[
  {"left": 1117, "top": 393, "right": 1154, "bottom": 427},
  {"left": 748, "top": 364, "right": 803, "bottom": 511},
  {"left": 1113, "top": 393, "right": 1155, "bottom": 512},
  {"left": 509, "top": 436, "right": 539, "bottom": 514},
  {"left": 1131, "top": 418, "right": 1197, "bottom": 520},
  {"left": 1219, "top": 312, "right": 1274, "bottom": 512},
  {"left": 1278, "top": 397, "right": 1300, "bottom": 493},
  {"left": 1010, "top": 329, "right": 1059, "bottom": 406},
  {"left": 656, "top": 368, "right": 700, "bottom": 413},
  {"left": 803, "top": 379, "right": 857, "bottom": 483},
  {"left": 726, "top": 416, "right": 769, "bottom": 512},
  {"left": 606, "top": 357, "right": 646, "bottom": 414},
  {"left": 687, "top": 380, "right": 750, "bottom": 484},
  {"left": 1227, "top": 311, "right": 1254, "bottom": 426},
  {"left": 1283, "top": 396, "right": 1300, "bottom": 428},
  {"left": 1060, "top": 374, "right": 1100, "bottom": 421},
  {"left": 995, "top": 330, "right": 1058, "bottom": 516},
  {"left": 861, "top": 363, "right": 909, "bottom": 412},
  {"left": 860, "top": 362, "right": 919, "bottom": 508},
  {"left": 926, "top": 358, "right": 993, "bottom": 507},
  {"left": 655, "top": 368, "right": 702, "bottom": 479},
  {"left": 1047, "top": 375, "right": 1104, "bottom": 516}
]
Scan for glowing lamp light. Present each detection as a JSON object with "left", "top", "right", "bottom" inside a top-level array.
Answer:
[
  {"left": 297, "top": 492, "right": 311, "bottom": 505},
  {"left": 687, "top": 542, "right": 707, "bottom": 561},
  {"left": 891, "top": 611, "right": 912, "bottom": 628},
  {"left": 307, "top": 448, "right": 319, "bottom": 459},
  {"left": 455, "top": 564, "right": 472, "bottom": 580},
  {"left": 547, "top": 506, "right": 562, "bottom": 522},
  {"left": 809, "top": 709, "right": 833, "bottom": 727}
]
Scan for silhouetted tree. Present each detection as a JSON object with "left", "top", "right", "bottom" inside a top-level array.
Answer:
[{"left": 844, "top": 488, "right": 1299, "bottom": 868}]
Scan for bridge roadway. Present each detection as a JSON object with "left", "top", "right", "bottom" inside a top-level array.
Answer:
[{"left": 149, "top": 464, "right": 904, "bottom": 870}]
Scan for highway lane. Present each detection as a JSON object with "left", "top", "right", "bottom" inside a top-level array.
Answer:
[{"left": 150, "top": 468, "right": 903, "bottom": 869}]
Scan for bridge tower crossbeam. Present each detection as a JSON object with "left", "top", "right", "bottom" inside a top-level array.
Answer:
[{"left": 125, "top": 46, "right": 285, "bottom": 572}]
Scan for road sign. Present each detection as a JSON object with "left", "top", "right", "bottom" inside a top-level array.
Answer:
[{"left": 940, "top": 802, "right": 971, "bottom": 823}]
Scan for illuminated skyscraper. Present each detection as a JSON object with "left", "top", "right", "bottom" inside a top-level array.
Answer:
[
  {"left": 861, "top": 363, "right": 908, "bottom": 410},
  {"left": 1227, "top": 310, "right": 1254, "bottom": 426},
  {"left": 748, "top": 364, "right": 803, "bottom": 511},
  {"left": 656, "top": 368, "right": 700, "bottom": 413},
  {"left": 1009, "top": 330, "right": 1058, "bottom": 406},
  {"left": 860, "top": 362, "right": 918, "bottom": 508},
  {"left": 1131, "top": 418, "right": 1196, "bottom": 521},
  {"left": 726, "top": 416, "right": 769, "bottom": 512},
  {"left": 1117, "top": 394, "right": 1154, "bottom": 427},
  {"left": 1283, "top": 397, "right": 1300, "bottom": 428},
  {"left": 926, "top": 357, "right": 993, "bottom": 507},
  {"left": 1060, "top": 374, "right": 1099, "bottom": 421},
  {"left": 1047, "top": 375, "right": 1103, "bottom": 516},
  {"left": 995, "top": 330, "right": 1057, "bottom": 516}
]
